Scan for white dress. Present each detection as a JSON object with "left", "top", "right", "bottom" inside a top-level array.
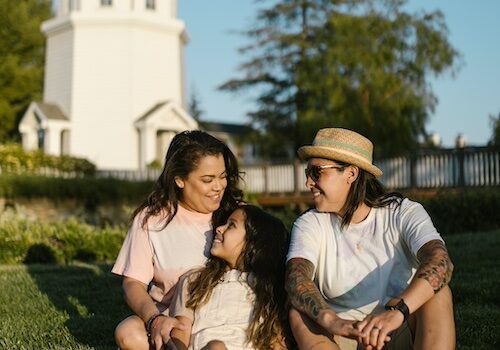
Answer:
[{"left": 170, "top": 269, "right": 256, "bottom": 350}]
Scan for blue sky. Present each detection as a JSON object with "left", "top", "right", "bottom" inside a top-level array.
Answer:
[{"left": 179, "top": 0, "right": 500, "bottom": 147}]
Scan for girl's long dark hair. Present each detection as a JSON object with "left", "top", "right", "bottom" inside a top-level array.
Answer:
[
  {"left": 132, "top": 130, "right": 243, "bottom": 228},
  {"left": 186, "top": 205, "right": 291, "bottom": 349},
  {"left": 336, "top": 161, "right": 403, "bottom": 228}
]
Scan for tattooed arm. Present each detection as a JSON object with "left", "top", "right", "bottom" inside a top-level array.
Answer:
[
  {"left": 416, "top": 239, "right": 454, "bottom": 292},
  {"left": 387, "top": 239, "right": 454, "bottom": 312},
  {"left": 285, "top": 258, "right": 329, "bottom": 319},
  {"left": 354, "top": 240, "right": 454, "bottom": 349},
  {"left": 285, "top": 258, "right": 363, "bottom": 339}
]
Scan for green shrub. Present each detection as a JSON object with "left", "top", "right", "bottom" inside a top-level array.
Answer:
[
  {"left": 412, "top": 188, "right": 500, "bottom": 235},
  {"left": 0, "top": 143, "right": 96, "bottom": 176},
  {"left": 23, "top": 243, "right": 58, "bottom": 264},
  {"left": 0, "top": 217, "right": 126, "bottom": 265},
  {"left": 0, "top": 174, "right": 153, "bottom": 208}
]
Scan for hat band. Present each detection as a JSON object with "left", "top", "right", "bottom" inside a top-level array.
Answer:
[
  {"left": 314, "top": 139, "right": 371, "bottom": 159},
  {"left": 313, "top": 140, "right": 371, "bottom": 161},
  {"left": 311, "top": 145, "right": 373, "bottom": 168}
]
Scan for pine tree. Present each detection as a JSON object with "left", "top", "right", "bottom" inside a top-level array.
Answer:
[{"left": 220, "top": 0, "right": 460, "bottom": 158}]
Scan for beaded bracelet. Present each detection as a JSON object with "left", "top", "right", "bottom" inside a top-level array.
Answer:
[{"left": 145, "top": 313, "right": 165, "bottom": 337}]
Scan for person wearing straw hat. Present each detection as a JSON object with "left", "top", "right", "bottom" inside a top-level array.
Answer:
[{"left": 285, "top": 128, "right": 455, "bottom": 350}]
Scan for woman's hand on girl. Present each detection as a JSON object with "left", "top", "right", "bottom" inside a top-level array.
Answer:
[{"left": 150, "top": 316, "right": 187, "bottom": 350}]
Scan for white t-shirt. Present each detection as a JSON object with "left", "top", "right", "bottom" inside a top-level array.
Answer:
[
  {"left": 112, "top": 205, "right": 213, "bottom": 306},
  {"left": 287, "top": 198, "right": 443, "bottom": 321},
  {"left": 170, "top": 270, "right": 256, "bottom": 350}
]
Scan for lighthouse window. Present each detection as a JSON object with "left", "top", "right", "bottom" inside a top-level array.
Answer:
[
  {"left": 146, "top": 0, "right": 156, "bottom": 10},
  {"left": 101, "top": 0, "right": 113, "bottom": 6}
]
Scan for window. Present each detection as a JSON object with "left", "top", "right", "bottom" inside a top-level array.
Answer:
[
  {"left": 101, "top": 0, "right": 113, "bottom": 6},
  {"left": 146, "top": 0, "right": 156, "bottom": 10}
]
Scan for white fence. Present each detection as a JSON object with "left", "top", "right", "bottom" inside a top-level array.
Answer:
[{"left": 3, "top": 147, "right": 499, "bottom": 192}]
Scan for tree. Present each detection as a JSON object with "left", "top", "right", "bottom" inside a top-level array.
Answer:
[
  {"left": 0, "top": 0, "right": 51, "bottom": 142},
  {"left": 220, "top": 0, "right": 460, "bottom": 159},
  {"left": 489, "top": 112, "right": 500, "bottom": 148},
  {"left": 188, "top": 85, "right": 204, "bottom": 121}
]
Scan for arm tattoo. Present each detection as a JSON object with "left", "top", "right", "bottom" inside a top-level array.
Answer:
[
  {"left": 416, "top": 239, "right": 454, "bottom": 292},
  {"left": 285, "top": 258, "right": 329, "bottom": 320}
]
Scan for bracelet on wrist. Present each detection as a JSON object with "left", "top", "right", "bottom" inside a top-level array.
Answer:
[{"left": 145, "top": 313, "right": 164, "bottom": 337}]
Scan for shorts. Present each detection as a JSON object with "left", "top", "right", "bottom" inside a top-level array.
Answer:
[{"left": 335, "top": 322, "right": 414, "bottom": 350}]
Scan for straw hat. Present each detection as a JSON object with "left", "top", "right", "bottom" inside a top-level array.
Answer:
[{"left": 298, "top": 128, "right": 383, "bottom": 177}]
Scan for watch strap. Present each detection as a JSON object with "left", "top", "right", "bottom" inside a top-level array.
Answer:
[{"left": 385, "top": 298, "right": 410, "bottom": 322}]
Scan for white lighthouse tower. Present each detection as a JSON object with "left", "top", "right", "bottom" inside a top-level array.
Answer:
[{"left": 19, "top": 0, "right": 197, "bottom": 170}]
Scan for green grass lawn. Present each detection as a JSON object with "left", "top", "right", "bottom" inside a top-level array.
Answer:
[{"left": 0, "top": 230, "right": 499, "bottom": 350}]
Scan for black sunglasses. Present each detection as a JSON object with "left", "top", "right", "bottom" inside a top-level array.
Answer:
[{"left": 304, "top": 164, "right": 345, "bottom": 182}]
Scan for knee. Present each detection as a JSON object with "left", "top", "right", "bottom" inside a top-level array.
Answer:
[
  {"left": 288, "top": 307, "right": 304, "bottom": 331},
  {"left": 288, "top": 308, "right": 319, "bottom": 338},
  {"left": 202, "top": 340, "right": 228, "bottom": 350},
  {"left": 429, "top": 285, "right": 454, "bottom": 310},
  {"left": 115, "top": 317, "right": 147, "bottom": 350}
]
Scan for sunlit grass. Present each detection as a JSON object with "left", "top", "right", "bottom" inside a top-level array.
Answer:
[{"left": 0, "top": 231, "right": 498, "bottom": 349}]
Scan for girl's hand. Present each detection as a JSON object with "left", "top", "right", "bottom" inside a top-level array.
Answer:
[
  {"left": 150, "top": 316, "right": 187, "bottom": 350},
  {"left": 355, "top": 310, "right": 403, "bottom": 350}
]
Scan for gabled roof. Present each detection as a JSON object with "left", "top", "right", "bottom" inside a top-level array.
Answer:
[
  {"left": 135, "top": 101, "right": 168, "bottom": 123},
  {"left": 200, "top": 121, "right": 252, "bottom": 136},
  {"left": 134, "top": 100, "right": 198, "bottom": 131},
  {"left": 34, "top": 101, "right": 69, "bottom": 121}
]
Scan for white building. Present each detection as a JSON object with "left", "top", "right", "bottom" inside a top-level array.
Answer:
[{"left": 19, "top": 0, "right": 197, "bottom": 170}]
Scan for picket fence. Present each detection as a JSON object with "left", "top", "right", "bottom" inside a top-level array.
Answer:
[
  {"left": 96, "top": 147, "right": 500, "bottom": 193},
  {"left": 2, "top": 147, "right": 499, "bottom": 193}
]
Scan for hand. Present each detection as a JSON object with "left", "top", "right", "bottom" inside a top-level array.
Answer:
[
  {"left": 355, "top": 310, "right": 404, "bottom": 350},
  {"left": 150, "top": 316, "right": 187, "bottom": 350},
  {"left": 321, "top": 311, "right": 365, "bottom": 340}
]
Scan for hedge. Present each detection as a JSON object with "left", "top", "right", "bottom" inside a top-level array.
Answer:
[
  {"left": 417, "top": 188, "right": 500, "bottom": 235},
  {"left": 0, "top": 216, "right": 126, "bottom": 265},
  {"left": 0, "top": 144, "right": 96, "bottom": 176},
  {"left": 0, "top": 174, "right": 154, "bottom": 209}
]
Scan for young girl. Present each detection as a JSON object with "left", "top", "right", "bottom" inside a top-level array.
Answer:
[{"left": 168, "top": 205, "right": 291, "bottom": 350}]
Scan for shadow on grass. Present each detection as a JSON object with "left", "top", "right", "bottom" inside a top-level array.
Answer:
[{"left": 27, "top": 263, "right": 130, "bottom": 350}]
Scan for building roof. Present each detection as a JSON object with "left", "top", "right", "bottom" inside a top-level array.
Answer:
[
  {"left": 135, "top": 101, "right": 169, "bottom": 123},
  {"left": 200, "top": 121, "right": 252, "bottom": 136},
  {"left": 35, "top": 101, "right": 68, "bottom": 121}
]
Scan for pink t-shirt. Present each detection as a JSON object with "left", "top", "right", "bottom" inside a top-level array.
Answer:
[{"left": 112, "top": 204, "right": 213, "bottom": 307}]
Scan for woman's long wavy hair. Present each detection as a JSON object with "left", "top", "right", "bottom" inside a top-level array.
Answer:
[
  {"left": 132, "top": 130, "right": 243, "bottom": 228},
  {"left": 334, "top": 161, "right": 403, "bottom": 228},
  {"left": 186, "top": 205, "right": 291, "bottom": 349}
]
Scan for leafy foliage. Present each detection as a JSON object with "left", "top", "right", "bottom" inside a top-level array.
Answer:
[
  {"left": 0, "top": 143, "right": 96, "bottom": 175},
  {"left": 0, "top": 216, "right": 126, "bottom": 264},
  {"left": 416, "top": 188, "right": 500, "bottom": 235},
  {"left": 489, "top": 112, "right": 500, "bottom": 148},
  {"left": 0, "top": 174, "right": 153, "bottom": 212},
  {"left": 220, "top": 0, "right": 460, "bottom": 158},
  {"left": 0, "top": 0, "right": 51, "bottom": 141},
  {"left": 188, "top": 86, "right": 205, "bottom": 121}
]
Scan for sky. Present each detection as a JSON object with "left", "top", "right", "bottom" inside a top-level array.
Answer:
[{"left": 178, "top": 0, "right": 500, "bottom": 147}]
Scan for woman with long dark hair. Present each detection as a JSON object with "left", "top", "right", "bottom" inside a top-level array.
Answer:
[
  {"left": 286, "top": 128, "right": 455, "bottom": 350},
  {"left": 169, "top": 204, "right": 291, "bottom": 350},
  {"left": 113, "top": 130, "right": 243, "bottom": 350}
]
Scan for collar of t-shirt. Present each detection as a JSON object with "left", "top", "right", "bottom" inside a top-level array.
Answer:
[{"left": 176, "top": 203, "right": 213, "bottom": 224}]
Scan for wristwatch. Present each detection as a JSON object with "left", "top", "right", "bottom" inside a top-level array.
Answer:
[{"left": 385, "top": 298, "right": 410, "bottom": 322}]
